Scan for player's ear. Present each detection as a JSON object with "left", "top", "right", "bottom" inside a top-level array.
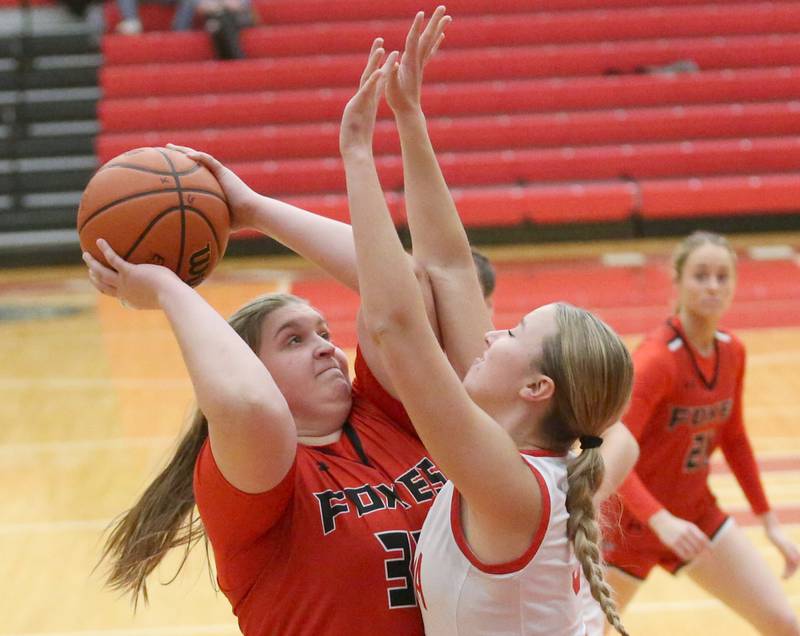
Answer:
[{"left": 519, "top": 375, "right": 554, "bottom": 403}]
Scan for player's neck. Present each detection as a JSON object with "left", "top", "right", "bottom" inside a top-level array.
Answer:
[
  {"left": 677, "top": 309, "right": 717, "bottom": 357},
  {"left": 495, "top": 402, "right": 558, "bottom": 453}
]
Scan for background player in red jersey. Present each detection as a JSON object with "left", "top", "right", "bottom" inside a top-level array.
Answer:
[{"left": 602, "top": 231, "right": 800, "bottom": 635}]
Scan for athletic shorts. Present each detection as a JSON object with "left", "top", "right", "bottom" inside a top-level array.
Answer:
[{"left": 601, "top": 502, "right": 729, "bottom": 580}]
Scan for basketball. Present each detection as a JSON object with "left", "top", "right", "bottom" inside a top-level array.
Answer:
[{"left": 77, "top": 146, "right": 231, "bottom": 287}]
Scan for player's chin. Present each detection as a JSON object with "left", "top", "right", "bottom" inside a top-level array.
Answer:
[
  {"left": 318, "top": 367, "right": 350, "bottom": 384},
  {"left": 324, "top": 372, "right": 353, "bottom": 397},
  {"left": 462, "top": 369, "right": 481, "bottom": 398},
  {"left": 696, "top": 301, "right": 727, "bottom": 320}
]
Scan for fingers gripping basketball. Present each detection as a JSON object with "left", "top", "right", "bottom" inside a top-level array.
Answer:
[{"left": 77, "top": 147, "right": 231, "bottom": 286}]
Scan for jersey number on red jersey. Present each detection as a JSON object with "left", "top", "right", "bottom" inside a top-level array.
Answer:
[
  {"left": 683, "top": 429, "right": 716, "bottom": 472},
  {"left": 375, "top": 530, "right": 422, "bottom": 609}
]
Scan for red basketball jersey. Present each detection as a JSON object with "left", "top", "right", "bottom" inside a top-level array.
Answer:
[
  {"left": 194, "top": 349, "right": 442, "bottom": 635},
  {"left": 618, "top": 317, "right": 769, "bottom": 523}
]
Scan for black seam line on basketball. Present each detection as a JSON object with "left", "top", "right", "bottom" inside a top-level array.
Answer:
[
  {"left": 122, "top": 207, "right": 182, "bottom": 261},
  {"left": 158, "top": 148, "right": 186, "bottom": 278},
  {"left": 184, "top": 206, "right": 222, "bottom": 252},
  {"left": 78, "top": 188, "right": 226, "bottom": 233},
  {"left": 98, "top": 163, "right": 203, "bottom": 177}
]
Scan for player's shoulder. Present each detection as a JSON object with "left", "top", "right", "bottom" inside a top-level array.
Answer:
[
  {"left": 644, "top": 320, "right": 680, "bottom": 347},
  {"left": 631, "top": 322, "right": 685, "bottom": 384},
  {"left": 635, "top": 322, "right": 680, "bottom": 362},
  {"left": 714, "top": 327, "right": 744, "bottom": 351},
  {"left": 715, "top": 328, "right": 746, "bottom": 370}
]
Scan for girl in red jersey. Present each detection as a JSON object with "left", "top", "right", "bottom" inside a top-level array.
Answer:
[
  {"left": 83, "top": 13, "right": 458, "bottom": 636},
  {"left": 602, "top": 231, "right": 800, "bottom": 635},
  {"left": 340, "top": 13, "right": 634, "bottom": 636}
]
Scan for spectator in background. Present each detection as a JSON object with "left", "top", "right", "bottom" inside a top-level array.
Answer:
[
  {"left": 115, "top": 0, "right": 254, "bottom": 61},
  {"left": 115, "top": 0, "right": 196, "bottom": 33},
  {"left": 200, "top": 0, "right": 254, "bottom": 59}
]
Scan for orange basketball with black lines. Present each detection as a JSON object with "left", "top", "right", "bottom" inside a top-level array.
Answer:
[{"left": 77, "top": 147, "right": 230, "bottom": 287}]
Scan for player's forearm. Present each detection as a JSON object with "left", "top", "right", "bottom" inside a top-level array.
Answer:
[
  {"left": 593, "top": 422, "right": 640, "bottom": 504},
  {"left": 394, "top": 108, "right": 473, "bottom": 270},
  {"left": 616, "top": 470, "right": 665, "bottom": 524},
  {"left": 721, "top": 427, "right": 770, "bottom": 515},
  {"left": 247, "top": 194, "right": 360, "bottom": 291},
  {"left": 157, "top": 280, "right": 279, "bottom": 420},
  {"left": 395, "top": 108, "right": 492, "bottom": 371},
  {"left": 759, "top": 511, "right": 779, "bottom": 531},
  {"left": 344, "top": 151, "right": 426, "bottom": 337}
]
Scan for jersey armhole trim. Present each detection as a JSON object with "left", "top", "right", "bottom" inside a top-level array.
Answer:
[
  {"left": 449, "top": 458, "right": 551, "bottom": 575},
  {"left": 196, "top": 437, "right": 298, "bottom": 500}
]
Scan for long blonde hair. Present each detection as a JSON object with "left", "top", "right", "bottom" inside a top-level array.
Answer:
[
  {"left": 539, "top": 303, "right": 634, "bottom": 636},
  {"left": 99, "top": 293, "right": 307, "bottom": 606}
]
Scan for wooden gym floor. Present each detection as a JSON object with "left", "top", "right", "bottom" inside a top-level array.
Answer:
[{"left": 1, "top": 233, "right": 799, "bottom": 635}]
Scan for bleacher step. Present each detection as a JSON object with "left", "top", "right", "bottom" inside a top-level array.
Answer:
[
  {"left": 0, "top": 154, "right": 95, "bottom": 192},
  {"left": 1, "top": 86, "right": 98, "bottom": 122}
]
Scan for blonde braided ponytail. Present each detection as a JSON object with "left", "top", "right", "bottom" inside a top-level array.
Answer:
[
  {"left": 566, "top": 448, "right": 629, "bottom": 636},
  {"left": 538, "top": 304, "right": 634, "bottom": 635}
]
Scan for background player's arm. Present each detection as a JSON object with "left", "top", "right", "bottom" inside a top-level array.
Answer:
[
  {"left": 386, "top": 9, "right": 492, "bottom": 379},
  {"left": 593, "top": 422, "right": 639, "bottom": 505},
  {"left": 84, "top": 240, "right": 296, "bottom": 494},
  {"left": 613, "top": 345, "right": 670, "bottom": 520},
  {"left": 719, "top": 347, "right": 799, "bottom": 578}
]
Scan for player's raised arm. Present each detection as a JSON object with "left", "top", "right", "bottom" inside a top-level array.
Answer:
[
  {"left": 168, "top": 137, "right": 444, "bottom": 401},
  {"left": 83, "top": 240, "right": 296, "bottom": 492},
  {"left": 385, "top": 7, "right": 492, "bottom": 378},
  {"left": 342, "top": 42, "right": 542, "bottom": 537},
  {"left": 168, "top": 142, "right": 362, "bottom": 291}
]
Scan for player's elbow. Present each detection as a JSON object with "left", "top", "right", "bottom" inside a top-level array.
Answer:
[{"left": 363, "top": 309, "right": 413, "bottom": 347}]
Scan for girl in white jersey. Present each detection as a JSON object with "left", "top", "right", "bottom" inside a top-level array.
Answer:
[{"left": 339, "top": 9, "right": 634, "bottom": 635}]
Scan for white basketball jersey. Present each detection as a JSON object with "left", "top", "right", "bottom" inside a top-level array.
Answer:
[{"left": 412, "top": 451, "right": 592, "bottom": 635}]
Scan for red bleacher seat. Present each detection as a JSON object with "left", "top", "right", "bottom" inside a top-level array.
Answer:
[
  {"left": 98, "top": 102, "right": 800, "bottom": 164},
  {"left": 251, "top": 0, "right": 782, "bottom": 25},
  {"left": 99, "top": 67, "right": 800, "bottom": 134},
  {"left": 640, "top": 173, "right": 800, "bottom": 217},
  {"left": 277, "top": 181, "right": 636, "bottom": 228},
  {"left": 102, "top": 4, "right": 800, "bottom": 64},
  {"left": 100, "top": 34, "right": 800, "bottom": 98},
  {"left": 103, "top": 32, "right": 213, "bottom": 65},
  {"left": 456, "top": 182, "right": 636, "bottom": 225},
  {"left": 95, "top": 1, "right": 800, "bottom": 229},
  {"left": 150, "top": 136, "right": 799, "bottom": 197}
]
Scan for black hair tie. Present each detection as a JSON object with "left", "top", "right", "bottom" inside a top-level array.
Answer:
[{"left": 579, "top": 435, "right": 603, "bottom": 450}]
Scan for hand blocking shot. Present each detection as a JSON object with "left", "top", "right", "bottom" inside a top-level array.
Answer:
[{"left": 339, "top": 10, "right": 634, "bottom": 636}]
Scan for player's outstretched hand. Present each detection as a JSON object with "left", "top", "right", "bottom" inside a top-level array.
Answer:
[
  {"left": 763, "top": 514, "right": 800, "bottom": 579},
  {"left": 166, "top": 143, "right": 258, "bottom": 232},
  {"left": 649, "top": 509, "right": 711, "bottom": 562},
  {"left": 83, "top": 239, "right": 181, "bottom": 310},
  {"left": 385, "top": 6, "right": 450, "bottom": 115},
  {"left": 340, "top": 39, "right": 399, "bottom": 158}
]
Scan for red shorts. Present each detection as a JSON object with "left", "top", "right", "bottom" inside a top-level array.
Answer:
[{"left": 601, "top": 502, "right": 729, "bottom": 580}]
